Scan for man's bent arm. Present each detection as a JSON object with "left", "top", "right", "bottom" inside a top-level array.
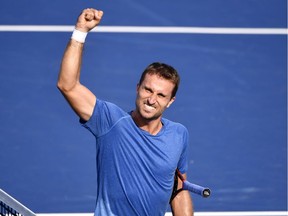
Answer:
[
  {"left": 57, "top": 9, "right": 103, "bottom": 121},
  {"left": 58, "top": 39, "right": 96, "bottom": 121}
]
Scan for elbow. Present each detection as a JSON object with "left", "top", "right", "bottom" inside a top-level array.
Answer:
[
  {"left": 57, "top": 80, "right": 66, "bottom": 93},
  {"left": 57, "top": 80, "right": 74, "bottom": 94}
]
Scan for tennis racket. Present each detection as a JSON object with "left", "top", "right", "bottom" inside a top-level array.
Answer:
[{"left": 170, "top": 169, "right": 211, "bottom": 203}]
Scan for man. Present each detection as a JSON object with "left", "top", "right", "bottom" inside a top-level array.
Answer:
[{"left": 57, "top": 8, "right": 193, "bottom": 216}]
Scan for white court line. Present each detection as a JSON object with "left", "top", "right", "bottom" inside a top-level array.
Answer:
[
  {"left": 0, "top": 25, "right": 287, "bottom": 35},
  {"left": 36, "top": 212, "right": 288, "bottom": 216}
]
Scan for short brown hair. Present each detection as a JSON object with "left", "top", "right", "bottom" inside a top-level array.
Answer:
[{"left": 139, "top": 62, "right": 180, "bottom": 98}]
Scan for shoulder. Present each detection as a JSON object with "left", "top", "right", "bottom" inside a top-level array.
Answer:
[
  {"left": 96, "top": 99, "right": 128, "bottom": 116},
  {"left": 162, "top": 118, "right": 188, "bottom": 134},
  {"left": 81, "top": 99, "right": 129, "bottom": 137}
]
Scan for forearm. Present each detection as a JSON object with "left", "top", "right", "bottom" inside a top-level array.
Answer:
[
  {"left": 171, "top": 191, "right": 194, "bottom": 216},
  {"left": 57, "top": 39, "right": 84, "bottom": 92}
]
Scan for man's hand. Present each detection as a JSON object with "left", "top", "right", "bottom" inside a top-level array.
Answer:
[{"left": 75, "top": 8, "right": 104, "bottom": 32}]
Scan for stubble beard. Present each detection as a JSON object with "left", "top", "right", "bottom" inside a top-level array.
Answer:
[{"left": 135, "top": 100, "right": 163, "bottom": 123}]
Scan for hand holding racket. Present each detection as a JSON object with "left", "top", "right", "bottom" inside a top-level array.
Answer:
[{"left": 170, "top": 169, "right": 211, "bottom": 203}]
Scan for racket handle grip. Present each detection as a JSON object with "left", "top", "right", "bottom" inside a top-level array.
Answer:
[{"left": 183, "top": 181, "right": 211, "bottom": 198}]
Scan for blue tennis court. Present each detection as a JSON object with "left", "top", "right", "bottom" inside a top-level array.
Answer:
[{"left": 0, "top": 0, "right": 287, "bottom": 214}]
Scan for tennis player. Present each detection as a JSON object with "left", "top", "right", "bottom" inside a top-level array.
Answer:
[{"left": 57, "top": 8, "right": 193, "bottom": 216}]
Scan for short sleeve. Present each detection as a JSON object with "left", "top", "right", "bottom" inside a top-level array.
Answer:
[
  {"left": 177, "top": 127, "right": 189, "bottom": 174},
  {"left": 81, "top": 99, "right": 127, "bottom": 137}
]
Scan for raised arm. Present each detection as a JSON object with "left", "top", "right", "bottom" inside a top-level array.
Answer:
[
  {"left": 57, "top": 8, "right": 104, "bottom": 121},
  {"left": 171, "top": 173, "right": 194, "bottom": 216}
]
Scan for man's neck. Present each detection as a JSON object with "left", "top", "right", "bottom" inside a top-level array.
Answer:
[{"left": 131, "top": 111, "right": 163, "bottom": 135}]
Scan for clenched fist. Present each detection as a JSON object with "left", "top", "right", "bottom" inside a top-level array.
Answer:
[{"left": 75, "top": 8, "right": 104, "bottom": 33}]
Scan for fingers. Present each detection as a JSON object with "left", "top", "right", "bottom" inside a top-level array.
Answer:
[
  {"left": 76, "top": 8, "right": 104, "bottom": 32},
  {"left": 83, "top": 8, "right": 103, "bottom": 21},
  {"left": 94, "top": 9, "right": 104, "bottom": 20}
]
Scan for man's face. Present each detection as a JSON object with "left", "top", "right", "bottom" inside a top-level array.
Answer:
[{"left": 135, "top": 73, "right": 175, "bottom": 122}]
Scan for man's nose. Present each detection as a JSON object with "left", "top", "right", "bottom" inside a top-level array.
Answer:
[{"left": 148, "top": 94, "right": 157, "bottom": 104}]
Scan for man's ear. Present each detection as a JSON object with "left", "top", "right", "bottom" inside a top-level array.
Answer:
[{"left": 167, "top": 97, "right": 176, "bottom": 108}]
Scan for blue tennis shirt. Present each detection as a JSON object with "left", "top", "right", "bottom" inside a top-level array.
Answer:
[{"left": 82, "top": 99, "right": 189, "bottom": 216}]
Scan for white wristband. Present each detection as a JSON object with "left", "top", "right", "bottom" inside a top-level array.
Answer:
[{"left": 71, "top": 29, "right": 88, "bottom": 43}]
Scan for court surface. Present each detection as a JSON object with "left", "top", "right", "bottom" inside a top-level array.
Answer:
[{"left": 0, "top": 0, "right": 287, "bottom": 214}]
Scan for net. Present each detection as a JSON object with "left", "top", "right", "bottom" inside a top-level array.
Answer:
[{"left": 0, "top": 189, "right": 36, "bottom": 216}]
